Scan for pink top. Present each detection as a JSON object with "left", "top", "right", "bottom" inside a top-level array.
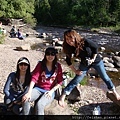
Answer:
[{"left": 31, "top": 62, "right": 63, "bottom": 90}]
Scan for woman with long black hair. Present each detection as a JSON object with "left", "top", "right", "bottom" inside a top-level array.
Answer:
[
  {"left": 3, "top": 57, "right": 31, "bottom": 114},
  {"left": 22, "top": 47, "right": 63, "bottom": 116}
]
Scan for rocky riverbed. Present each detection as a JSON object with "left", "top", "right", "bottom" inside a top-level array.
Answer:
[{"left": 0, "top": 24, "right": 120, "bottom": 116}]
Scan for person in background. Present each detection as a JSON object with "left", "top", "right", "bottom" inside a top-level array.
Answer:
[
  {"left": 58, "top": 29, "right": 120, "bottom": 107},
  {"left": 0, "top": 21, "right": 3, "bottom": 34},
  {"left": 10, "top": 25, "right": 17, "bottom": 38},
  {"left": 17, "top": 29, "right": 24, "bottom": 40},
  {"left": 3, "top": 57, "right": 31, "bottom": 115},
  {"left": 0, "top": 21, "right": 6, "bottom": 35},
  {"left": 22, "top": 47, "right": 63, "bottom": 116}
]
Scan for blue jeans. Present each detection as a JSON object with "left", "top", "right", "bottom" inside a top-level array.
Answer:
[
  {"left": 22, "top": 87, "right": 55, "bottom": 115},
  {"left": 63, "top": 60, "right": 115, "bottom": 95}
]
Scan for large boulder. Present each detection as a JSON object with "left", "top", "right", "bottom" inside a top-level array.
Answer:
[
  {"left": 67, "top": 85, "right": 81, "bottom": 102},
  {"left": 16, "top": 43, "right": 31, "bottom": 51},
  {"left": 45, "top": 99, "right": 75, "bottom": 115}
]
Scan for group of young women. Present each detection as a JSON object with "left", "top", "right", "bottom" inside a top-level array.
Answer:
[
  {"left": 3, "top": 29, "right": 120, "bottom": 116},
  {"left": 3, "top": 47, "right": 63, "bottom": 116}
]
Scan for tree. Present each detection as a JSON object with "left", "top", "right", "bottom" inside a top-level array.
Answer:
[{"left": 0, "top": 0, "right": 36, "bottom": 26}]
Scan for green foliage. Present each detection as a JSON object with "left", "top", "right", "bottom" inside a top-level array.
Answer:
[
  {"left": 23, "top": 13, "right": 37, "bottom": 27},
  {"left": 0, "top": 0, "right": 120, "bottom": 27},
  {"left": 34, "top": 0, "right": 51, "bottom": 24},
  {"left": 0, "top": 34, "right": 5, "bottom": 44},
  {"left": 0, "top": 0, "right": 8, "bottom": 17},
  {"left": 63, "top": 70, "right": 88, "bottom": 86},
  {"left": 80, "top": 76, "right": 88, "bottom": 85},
  {"left": 66, "top": 70, "right": 75, "bottom": 78},
  {"left": 0, "top": 0, "right": 36, "bottom": 26},
  {"left": 34, "top": 0, "right": 120, "bottom": 27}
]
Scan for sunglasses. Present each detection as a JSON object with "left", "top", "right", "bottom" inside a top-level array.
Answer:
[
  {"left": 46, "top": 52, "right": 56, "bottom": 56},
  {"left": 19, "top": 63, "right": 28, "bottom": 66}
]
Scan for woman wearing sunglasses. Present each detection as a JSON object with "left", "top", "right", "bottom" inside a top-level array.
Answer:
[
  {"left": 22, "top": 47, "right": 63, "bottom": 116},
  {"left": 3, "top": 57, "right": 31, "bottom": 115},
  {"left": 58, "top": 29, "right": 120, "bottom": 107}
]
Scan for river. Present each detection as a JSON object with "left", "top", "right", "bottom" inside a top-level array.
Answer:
[{"left": 35, "top": 26, "right": 120, "bottom": 51}]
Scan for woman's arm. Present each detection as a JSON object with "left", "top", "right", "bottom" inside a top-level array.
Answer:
[
  {"left": 91, "top": 53, "right": 97, "bottom": 62},
  {"left": 69, "top": 64, "right": 83, "bottom": 75},
  {"left": 45, "top": 83, "right": 61, "bottom": 99},
  {"left": 69, "top": 64, "right": 77, "bottom": 73},
  {"left": 3, "top": 72, "right": 15, "bottom": 97},
  {"left": 50, "top": 83, "right": 61, "bottom": 93},
  {"left": 27, "top": 81, "right": 35, "bottom": 95},
  {"left": 65, "top": 55, "right": 83, "bottom": 75}
]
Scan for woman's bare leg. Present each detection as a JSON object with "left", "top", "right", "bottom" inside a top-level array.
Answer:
[
  {"left": 112, "top": 89, "right": 120, "bottom": 100},
  {"left": 58, "top": 94, "right": 66, "bottom": 107}
]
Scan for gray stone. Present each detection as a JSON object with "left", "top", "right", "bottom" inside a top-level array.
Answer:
[
  {"left": 16, "top": 44, "right": 31, "bottom": 51},
  {"left": 67, "top": 85, "right": 81, "bottom": 102},
  {"left": 45, "top": 99, "right": 75, "bottom": 115},
  {"left": 105, "top": 67, "right": 118, "bottom": 72},
  {"left": 112, "top": 56, "right": 120, "bottom": 67}
]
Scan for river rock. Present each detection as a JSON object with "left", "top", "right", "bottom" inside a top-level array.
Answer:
[
  {"left": 44, "top": 99, "right": 75, "bottom": 115},
  {"left": 16, "top": 43, "right": 31, "bottom": 51},
  {"left": 67, "top": 85, "right": 81, "bottom": 101},
  {"left": 112, "top": 56, "right": 120, "bottom": 67}
]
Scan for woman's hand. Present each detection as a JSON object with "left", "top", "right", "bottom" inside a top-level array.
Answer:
[
  {"left": 22, "top": 81, "right": 35, "bottom": 103},
  {"left": 69, "top": 65, "right": 83, "bottom": 75},
  {"left": 87, "top": 58, "right": 94, "bottom": 65},
  {"left": 22, "top": 92, "right": 31, "bottom": 102},
  {"left": 44, "top": 90, "right": 53, "bottom": 99},
  {"left": 75, "top": 70, "right": 83, "bottom": 75}
]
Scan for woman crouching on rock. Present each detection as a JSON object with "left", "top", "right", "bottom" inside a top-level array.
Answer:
[{"left": 58, "top": 29, "right": 120, "bottom": 107}]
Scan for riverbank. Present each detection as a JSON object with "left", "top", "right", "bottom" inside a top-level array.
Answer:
[{"left": 0, "top": 25, "right": 120, "bottom": 115}]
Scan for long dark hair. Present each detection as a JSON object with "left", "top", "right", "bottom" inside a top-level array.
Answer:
[
  {"left": 15, "top": 57, "right": 31, "bottom": 88},
  {"left": 41, "top": 47, "right": 58, "bottom": 73},
  {"left": 63, "top": 29, "right": 85, "bottom": 57}
]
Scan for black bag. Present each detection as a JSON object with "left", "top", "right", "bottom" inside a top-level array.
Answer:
[
  {"left": 0, "top": 105, "right": 7, "bottom": 115},
  {"left": 55, "top": 86, "right": 62, "bottom": 100}
]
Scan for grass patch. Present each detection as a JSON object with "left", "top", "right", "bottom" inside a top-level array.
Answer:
[
  {"left": 80, "top": 76, "right": 88, "bottom": 85},
  {"left": 66, "top": 70, "right": 75, "bottom": 78}
]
